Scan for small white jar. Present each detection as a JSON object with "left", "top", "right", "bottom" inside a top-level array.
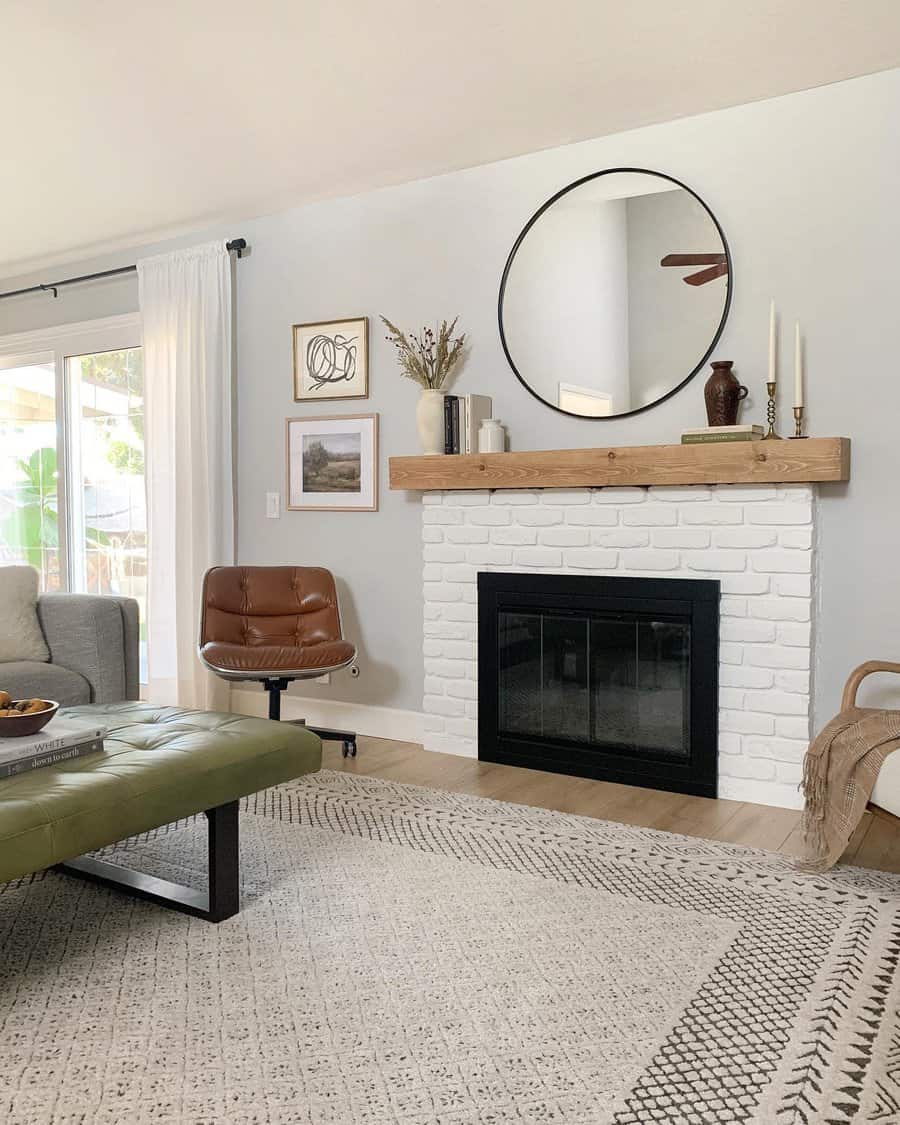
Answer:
[{"left": 478, "top": 418, "right": 506, "bottom": 454}]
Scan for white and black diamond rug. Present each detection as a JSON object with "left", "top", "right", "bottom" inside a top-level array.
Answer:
[{"left": 2, "top": 770, "right": 900, "bottom": 1124}]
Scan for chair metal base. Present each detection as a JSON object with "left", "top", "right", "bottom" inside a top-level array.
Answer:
[
  {"left": 55, "top": 800, "right": 240, "bottom": 923},
  {"left": 263, "top": 678, "right": 357, "bottom": 756}
]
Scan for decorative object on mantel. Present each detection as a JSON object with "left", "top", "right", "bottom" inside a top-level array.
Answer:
[
  {"left": 703, "top": 360, "right": 748, "bottom": 426},
  {"left": 682, "top": 424, "right": 763, "bottom": 445},
  {"left": 382, "top": 316, "right": 466, "bottom": 456},
  {"left": 442, "top": 394, "right": 493, "bottom": 454},
  {"left": 388, "top": 437, "right": 850, "bottom": 491},
  {"left": 763, "top": 299, "right": 785, "bottom": 439},
  {"left": 292, "top": 317, "right": 368, "bottom": 402},
  {"left": 477, "top": 418, "right": 506, "bottom": 454},
  {"left": 792, "top": 321, "right": 807, "bottom": 438}
]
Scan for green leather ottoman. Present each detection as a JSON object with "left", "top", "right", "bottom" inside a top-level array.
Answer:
[{"left": 0, "top": 702, "right": 322, "bottom": 921}]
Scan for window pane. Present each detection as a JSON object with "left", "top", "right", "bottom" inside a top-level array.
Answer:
[
  {"left": 67, "top": 348, "right": 146, "bottom": 675},
  {"left": 0, "top": 360, "right": 62, "bottom": 589}
]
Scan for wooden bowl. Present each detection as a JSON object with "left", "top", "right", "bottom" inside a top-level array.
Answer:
[{"left": 0, "top": 700, "right": 59, "bottom": 738}]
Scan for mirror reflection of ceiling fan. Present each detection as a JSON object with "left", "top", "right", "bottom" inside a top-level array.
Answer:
[{"left": 660, "top": 253, "right": 728, "bottom": 286}]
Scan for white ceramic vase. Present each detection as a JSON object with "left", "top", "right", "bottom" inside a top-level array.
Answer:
[{"left": 416, "top": 389, "right": 445, "bottom": 455}]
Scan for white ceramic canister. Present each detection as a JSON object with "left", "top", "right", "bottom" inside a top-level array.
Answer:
[{"left": 478, "top": 418, "right": 506, "bottom": 454}]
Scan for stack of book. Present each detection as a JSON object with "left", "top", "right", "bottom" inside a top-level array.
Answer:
[
  {"left": 443, "top": 394, "right": 493, "bottom": 454},
  {"left": 681, "top": 424, "right": 764, "bottom": 445},
  {"left": 0, "top": 717, "right": 106, "bottom": 779}
]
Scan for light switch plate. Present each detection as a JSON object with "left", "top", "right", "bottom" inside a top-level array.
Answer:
[{"left": 266, "top": 492, "right": 280, "bottom": 519}]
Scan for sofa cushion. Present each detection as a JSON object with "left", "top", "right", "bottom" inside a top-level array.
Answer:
[
  {"left": 0, "top": 567, "right": 49, "bottom": 663},
  {"left": 0, "top": 661, "right": 91, "bottom": 707}
]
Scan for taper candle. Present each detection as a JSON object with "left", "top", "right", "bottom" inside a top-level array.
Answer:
[
  {"left": 794, "top": 322, "right": 803, "bottom": 408},
  {"left": 768, "top": 300, "right": 776, "bottom": 383}
]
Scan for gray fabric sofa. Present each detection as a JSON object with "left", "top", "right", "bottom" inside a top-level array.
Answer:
[{"left": 1, "top": 595, "right": 140, "bottom": 706}]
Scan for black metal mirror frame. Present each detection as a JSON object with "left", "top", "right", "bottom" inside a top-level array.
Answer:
[{"left": 497, "top": 167, "right": 733, "bottom": 420}]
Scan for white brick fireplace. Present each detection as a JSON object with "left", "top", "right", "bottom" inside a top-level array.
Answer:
[{"left": 421, "top": 483, "right": 815, "bottom": 809}]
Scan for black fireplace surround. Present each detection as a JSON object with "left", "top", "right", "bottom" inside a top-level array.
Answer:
[{"left": 478, "top": 573, "right": 719, "bottom": 797}]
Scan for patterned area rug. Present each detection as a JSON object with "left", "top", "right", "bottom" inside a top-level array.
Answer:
[{"left": 2, "top": 770, "right": 900, "bottom": 1124}]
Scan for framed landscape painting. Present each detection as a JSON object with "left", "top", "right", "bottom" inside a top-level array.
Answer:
[
  {"left": 292, "top": 316, "right": 368, "bottom": 401},
  {"left": 286, "top": 413, "right": 378, "bottom": 512}
]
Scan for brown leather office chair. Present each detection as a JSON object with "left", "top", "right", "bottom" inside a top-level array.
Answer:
[{"left": 199, "top": 565, "right": 358, "bottom": 757}]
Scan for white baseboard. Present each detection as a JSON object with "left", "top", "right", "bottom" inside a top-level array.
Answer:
[{"left": 230, "top": 688, "right": 424, "bottom": 744}]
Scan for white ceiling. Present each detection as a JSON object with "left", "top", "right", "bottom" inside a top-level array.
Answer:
[{"left": 4, "top": 0, "right": 900, "bottom": 277}]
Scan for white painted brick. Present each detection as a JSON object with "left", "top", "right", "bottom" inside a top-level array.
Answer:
[
  {"left": 462, "top": 586, "right": 479, "bottom": 602},
  {"left": 775, "top": 761, "right": 803, "bottom": 786},
  {"left": 778, "top": 622, "right": 812, "bottom": 647},
  {"left": 775, "top": 574, "right": 812, "bottom": 598},
  {"left": 619, "top": 549, "right": 679, "bottom": 571},
  {"left": 423, "top": 676, "right": 446, "bottom": 696},
  {"left": 776, "top": 485, "right": 814, "bottom": 502},
  {"left": 441, "top": 603, "right": 477, "bottom": 622},
  {"left": 719, "top": 756, "right": 776, "bottom": 781},
  {"left": 681, "top": 504, "right": 743, "bottom": 525},
  {"left": 541, "top": 489, "right": 591, "bottom": 505},
  {"left": 423, "top": 582, "right": 463, "bottom": 602},
  {"left": 423, "top": 508, "right": 463, "bottom": 525},
  {"left": 465, "top": 700, "right": 478, "bottom": 719},
  {"left": 422, "top": 493, "right": 443, "bottom": 506},
  {"left": 720, "top": 665, "right": 774, "bottom": 689},
  {"left": 538, "top": 528, "right": 591, "bottom": 547},
  {"left": 424, "top": 620, "right": 474, "bottom": 640},
  {"left": 720, "top": 597, "right": 747, "bottom": 618},
  {"left": 623, "top": 505, "right": 678, "bottom": 527},
  {"left": 491, "top": 490, "right": 540, "bottom": 505},
  {"left": 468, "top": 508, "right": 512, "bottom": 526},
  {"left": 746, "top": 502, "right": 813, "bottom": 526},
  {"left": 720, "top": 619, "right": 778, "bottom": 643},
  {"left": 423, "top": 604, "right": 442, "bottom": 620},
  {"left": 444, "top": 491, "right": 490, "bottom": 506},
  {"left": 446, "top": 679, "right": 477, "bottom": 700},
  {"left": 649, "top": 486, "right": 711, "bottom": 502},
  {"left": 424, "top": 564, "right": 444, "bottom": 582},
  {"left": 719, "top": 687, "right": 745, "bottom": 710},
  {"left": 422, "top": 527, "right": 444, "bottom": 543},
  {"left": 746, "top": 645, "right": 810, "bottom": 671},
  {"left": 593, "top": 488, "right": 646, "bottom": 504},
  {"left": 424, "top": 694, "right": 466, "bottom": 717},
  {"left": 465, "top": 547, "right": 513, "bottom": 566},
  {"left": 719, "top": 732, "right": 742, "bottom": 755},
  {"left": 446, "top": 717, "right": 478, "bottom": 739},
  {"left": 776, "top": 716, "right": 811, "bottom": 739},
  {"left": 490, "top": 526, "right": 538, "bottom": 546},
  {"left": 446, "top": 526, "right": 490, "bottom": 544},
  {"left": 565, "top": 507, "right": 620, "bottom": 526},
  {"left": 565, "top": 549, "right": 619, "bottom": 570},
  {"left": 593, "top": 529, "right": 650, "bottom": 548},
  {"left": 744, "top": 736, "right": 808, "bottom": 762},
  {"left": 713, "top": 528, "right": 777, "bottom": 549},
  {"left": 775, "top": 669, "right": 811, "bottom": 694},
  {"left": 751, "top": 551, "right": 812, "bottom": 574},
  {"left": 423, "top": 714, "right": 445, "bottom": 733},
  {"left": 750, "top": 598, "right": 810, "bottom": 623},
  {"left": 515, "top": 548, "right": 564, "bottom": 568},
  {"left": 424, "top": 658, "right": 469, "bottom": 680},
  {"left": 444, "top": 564, "right": 477, "bottom": 584},
  {"left": 516, "top": 508, "right": 564, "bottom": 526},
  {"left": 686, "top": 551, "right": 747, "bottom": 572},
  {"left": 745, "top": 690, "right": 807, "bottom": 716},
  {"left": 424, "top": 544, "right": 467, "bottom": 564},
  {"left": 715, "top": 485, "right": 778, "bottom": 503},
  {"left": 779, "top": 528, "right": 813, "bottom": 550},
  {"left": 425, "top": 734, "right": 477, "bottom": 757},
  {"left": 652, "top": 528, "right": 710, "bottom": 549},
  {"left": 719, "top": 643, "right": 744, "bottom": 665},
  {"left": 720, "top": 573, "right": 771, "bottom": 595}
]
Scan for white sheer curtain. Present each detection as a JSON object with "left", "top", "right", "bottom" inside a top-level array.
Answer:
[{"left": 138, "top": 241, "right": 234, "bottom": 710}]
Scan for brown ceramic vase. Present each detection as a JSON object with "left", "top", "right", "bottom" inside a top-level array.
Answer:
[{"left": 704, "top": 360, "right": 748, "bottom": 427}]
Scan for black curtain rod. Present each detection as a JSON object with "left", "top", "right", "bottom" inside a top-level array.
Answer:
[{"left": 0, "top": 238, "right": 248, "bottom": 303}]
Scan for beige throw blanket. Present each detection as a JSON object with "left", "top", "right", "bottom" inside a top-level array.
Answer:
[{"left": 801, "top": 706, "right": 900, "bottom": 872}]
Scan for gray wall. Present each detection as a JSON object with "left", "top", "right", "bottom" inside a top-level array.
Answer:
[{"left": 2, "top": 67, "right": 899, "bottom": 725}]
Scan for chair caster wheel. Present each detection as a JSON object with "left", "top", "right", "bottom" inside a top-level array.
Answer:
[{"left": 342, "top": 740, "right": 357, "bottom": 759}]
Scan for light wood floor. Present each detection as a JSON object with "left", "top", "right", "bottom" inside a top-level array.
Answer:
[{"left": 322, "top": 736, "right": 900, "bottom": 874}]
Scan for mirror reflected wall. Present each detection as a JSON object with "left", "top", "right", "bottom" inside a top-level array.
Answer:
[{"left": 499, "top": 169, "right": 732, "bottom": 418}]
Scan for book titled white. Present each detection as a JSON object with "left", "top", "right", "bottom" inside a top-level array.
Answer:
[
  {"left": 463, "top": 394, "right": 493, "bottom": 453},
  {"left": 0, "top": 717, "right": 106, "bottom": 770}
]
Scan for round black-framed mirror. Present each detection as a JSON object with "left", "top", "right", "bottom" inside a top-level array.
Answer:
[{"left": 498, "top": 168, "right": 732, "bottom": 419}]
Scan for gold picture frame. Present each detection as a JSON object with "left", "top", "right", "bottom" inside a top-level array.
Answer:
[
  {"left": 285, "top": 413, "right": 378, "bottom": 512},
  {"left": 292, "top": 316, "right": 369, "bottom": 402}
]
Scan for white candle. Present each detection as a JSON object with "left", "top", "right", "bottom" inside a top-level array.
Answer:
[
  {"left": 768, "top": 299, "right": 776, "bottom": 384},
  {"left": 794, "top": 322, "right": 803, "bottom": 408}
]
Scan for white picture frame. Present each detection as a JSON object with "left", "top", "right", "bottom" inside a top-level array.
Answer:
[{"left": 286, "top": 413, "right": 378, "bottom": 512}]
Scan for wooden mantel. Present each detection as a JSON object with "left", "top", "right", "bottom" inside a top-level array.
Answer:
[{"left": 389, "top": 437, "right": 850, "bottom": 491}]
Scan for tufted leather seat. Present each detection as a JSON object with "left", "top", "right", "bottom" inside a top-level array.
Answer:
[{"left": 199, "top": 566, "right": 356, "bottom": 681}]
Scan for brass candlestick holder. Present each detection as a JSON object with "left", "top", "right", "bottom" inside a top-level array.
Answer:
[
  {"left": 763, "top": 381, "right": 782, "bottom": 439},
  {"left": 791, "top": 405, "right": 807, "bottom": 438}
]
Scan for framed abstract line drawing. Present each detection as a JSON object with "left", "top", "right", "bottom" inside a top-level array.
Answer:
[
  {"left": 292, "top": 317, "right": 369, "bottom": 401},
  {"left": 286, "top": 413, "right": 378, "bottom": 512}
]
